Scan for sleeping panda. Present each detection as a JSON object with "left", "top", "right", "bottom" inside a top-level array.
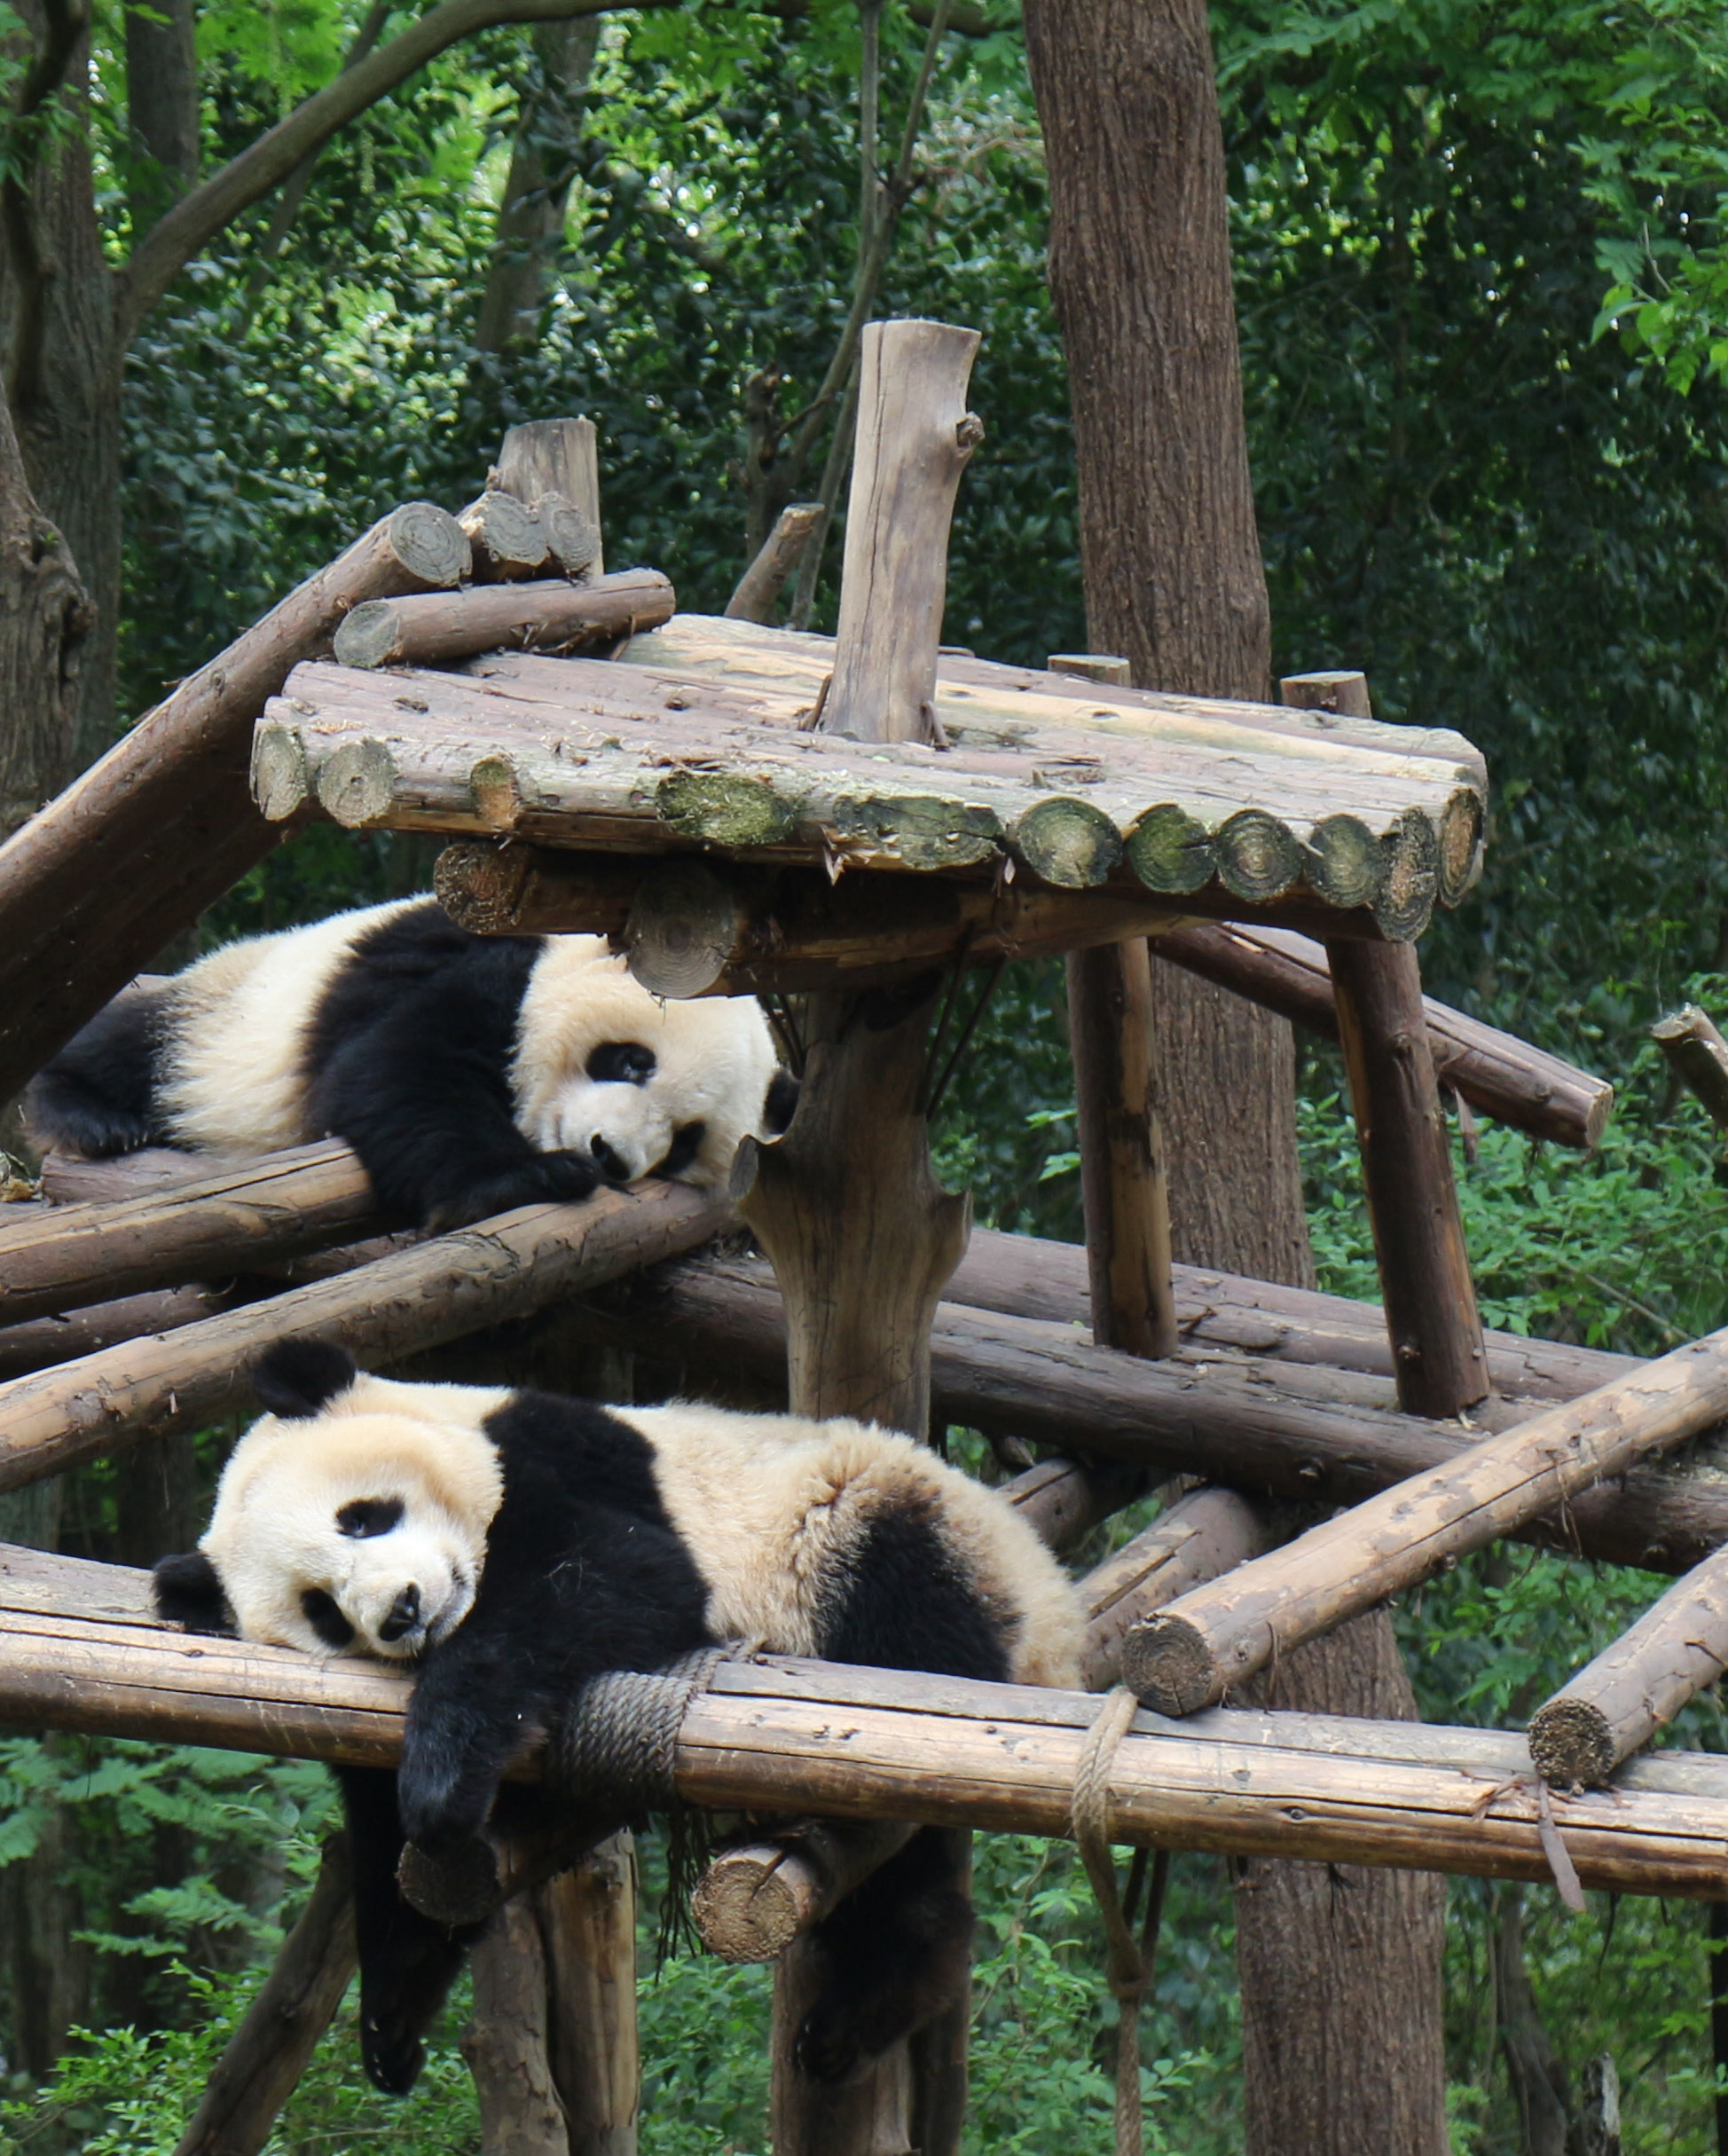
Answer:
[
  {"left": 25, "top": 898, "right": 795, "bottom": 1228},
  {"left": 153, "top": 1339, "right": 1082, "bottom": 2096}
]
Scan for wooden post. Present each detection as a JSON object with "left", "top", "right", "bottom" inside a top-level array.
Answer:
[
  {"left": 726, "top": 503, "right": 823, "bottom": 623},
  {"left": 495, "top": 417, "right": 605, "bottom": 574},
  {"left": 741, "top": 318, "right": 983, "bottom": 2156},
  {"left": 462, "top": 1895, "right": 569, "bottom": 2156},
  {"left": 1653, "top": 1004, "right": 1728, "bottom": 1136},
  {"left": 1284, "top": 672, "right": 1488, "bottom": 1417},
  {"left": 1121, "top": 1319, "right": 1728, "bottom": 1714},
  {"left": 695, "top": 1821, "right": 918, "bottom": 1963},
  {"left": 1528, "top": 1544, "right": 1728, "bottom": 1787},
  {"left": 173, "top": 1836, "right": 356, "bottom": 2156},
  {"left": 538, "top": 1834, "right": 640, "bottom": 2156},
  {"left": 822, "top": 319, "right": 981, "bottom": 745}
]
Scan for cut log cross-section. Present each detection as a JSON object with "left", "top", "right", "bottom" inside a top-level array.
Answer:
[
  {"left": 1528, "top": 1546, "right": 1728, "bottom": 1789},
  {"left": 1121, "top": 1322, "right": 1728, "bottom": 1715},
  {"left": 1286, "top": 673, "right": 1488, "bottom": 1418},
  {"left": 495, "top": 416, "right": 605, "bottom": 576}
]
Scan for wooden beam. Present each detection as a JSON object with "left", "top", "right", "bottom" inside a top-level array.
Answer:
[
  {"left": 329, "top": 570, "right": 672, "bottom": 675},
  {"left": 1653, "top": 1003, "right": 1728, "bottom": 1136},
  {"left": 1153, "top": 921, "right": 1613, "bottom": 1150},
  {"left": 1080, "top": 1486, "right": 1269, "bottom": 1689},
  {"left": 495, "top": 417, "right": 604, "bottom": 575},
  {"left": 1287, "top": 673, "right": 1488, "bottom": 1417},
  {"left": 726, "top": 503, "right": 823, "bottom": 625},
  {"left": 0, "top": 1181, "right": 733, "bottom": 1494},
  {"left": 557, "top": 1252, "right": 1724, "bottom": 1575},
  {"left": 695, "top": 1820, "right": 918, "bottom": 1965},
  {"left": 0, "top": 503, "right": 469, "bottom": 1103},
  {"left": 538, "top": 1837, "right": 640, "bottom": 2156},
  {"left": 823, "top": 319, "right": 981, "bottom": 745},
  {"left": 7, "top": 1600, "right": 1728, "bottom": 1900},
  {"left": 0, "top": 1141, "right": 379, "bottom": 1329},
  {"left": 0, "top": 1286, "right": 228, "bottom": 1381},
  {"left": 1528, "top": 1546, "right": 1728, "bottom": 1788},
  {"left": 462, "top": 1897, "right": 569, "bottom": 2156},
  {"left": 1122, "top": 1322, "right": 1728, "bottom": 1714},
  {"left": 173, "top": 1835, "right": 357, "bottom": 2156}
]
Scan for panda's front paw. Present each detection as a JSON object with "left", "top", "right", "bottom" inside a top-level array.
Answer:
[
  {"left": 424, "top": 1152, "right": 601, "bottom": 1231},
  {"left": 361, "top": 2011, "right": 427, "bottom": 2097},
  {"left": 397, "top": 1747, "right": 491, "bottom": 1853}
]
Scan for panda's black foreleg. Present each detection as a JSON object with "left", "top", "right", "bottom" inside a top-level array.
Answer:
[
  {"left": 336, "top": 1766, "right": 478, "bottom": 2096},
  {"left": 794, "top": 1827, "right": 977, "bottom": 2085}
]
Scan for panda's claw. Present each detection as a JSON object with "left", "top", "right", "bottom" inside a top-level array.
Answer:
[{"left": 793, "top": 2011, "right": 870, "bottom": 2086}]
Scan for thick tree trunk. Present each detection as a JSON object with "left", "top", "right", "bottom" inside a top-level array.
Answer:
[
  {"left": 475, "top": 17, "right": 599, "bottom": 352},
  {"left": 124, "top": 0, "right": 200, "bottom": 228},
  {"left": 1, "top": 1, "right": 122, "bottom": 763},
  {"left": 0, "top": 386, "right": 90, "bottom": 838},
  {"left": 1020, "top": 4, "right": 1449, "bottom": 2149}
]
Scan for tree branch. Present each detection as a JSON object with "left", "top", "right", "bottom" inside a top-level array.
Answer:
[{"left": 116, "top": 0, "right": 672, "bottom": 340}]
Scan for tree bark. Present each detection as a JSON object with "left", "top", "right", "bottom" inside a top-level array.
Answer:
[
  {"left": 0, "top": 377, "right": 90, "bottom": 838},
  {"left": 475, "top": 17, "right": 601, "bottom": 353},
  {"left": 1021, "top": 3, "right": 1449, "bottom": 2147},
  {"left": 125, "top": 0, "right": 200, "bottom": 230}
]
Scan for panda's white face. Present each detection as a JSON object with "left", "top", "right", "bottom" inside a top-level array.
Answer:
[
  {"left": 201, "top": 1398, "right": 504, "bottom": 1663},
  {"left": 511, "top": 941, "right": 781, "bottom": 1188}
]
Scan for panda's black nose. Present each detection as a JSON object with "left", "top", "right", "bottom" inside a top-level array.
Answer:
[
  {"left": 589, "top": 1136, "right": 629, "bottom": 1182},
  {"left": 380, "top": 1585, "right": 420, "bottom": 1642}
]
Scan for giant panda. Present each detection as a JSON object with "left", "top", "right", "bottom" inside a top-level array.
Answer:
[
  {"left": 25, "top": 898, "right": 795, "bottom": 1228},
  {"left": 153, "top": 1339, "right": 1083, "bottom": 2096}
]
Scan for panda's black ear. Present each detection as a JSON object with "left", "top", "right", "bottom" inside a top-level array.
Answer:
[
  {"left": 253, "top": 1338, "right": 358, "bottom": 1420},
  {"left": 153, "top": 1551, "right": 234, "bottom": 1634},
  {"left": 763, "top": 1068, "right": 801, "bottom": 1137}
]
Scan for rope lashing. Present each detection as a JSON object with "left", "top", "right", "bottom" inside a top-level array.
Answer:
[
  {"left": 1071, "top": 1685, "right": 1172, "bottom": 2156},
  {"left": 546, "top": 1642, "right": 735, "bottom": 1814}
]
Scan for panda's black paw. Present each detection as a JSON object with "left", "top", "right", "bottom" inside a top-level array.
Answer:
[
  {"left": 361, "top": 2013, "right": 427, "bottom": 2097},
  {"left": 794, "top": 2009, "right": 873, "bottom": 2087},
  {"left": 423, "top": 1152, "right": 601, "bottom": 1231}
]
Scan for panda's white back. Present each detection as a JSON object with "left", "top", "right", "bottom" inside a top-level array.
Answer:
[
  {"left": 617, "top": 1404, "right": 1084, "bottom": 1688},
  {"left": 158, "top": 900, "right": 420, "bottom": 1154}
]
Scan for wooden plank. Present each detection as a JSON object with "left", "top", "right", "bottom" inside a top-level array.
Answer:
[
  {"left": 1153, "top": 921, "right": 1614, "bottom": 1150},
  {"left": 0, "top": 1182, "right": 733, "bottom": 1493},
  {"left": 1123, "top": 1325, "right": 1728, "bottom": 1713},
  {"left": 1528, "top": 1546, "right": 1728, "bottom": 1787}
]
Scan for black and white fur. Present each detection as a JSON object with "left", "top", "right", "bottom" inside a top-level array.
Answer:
[
  {"left": 154, "top": 1341, "right": 1082, "bottom": 2096},
  {"left": 26, "top": 899, "right": 796, "bottom": 1227}
]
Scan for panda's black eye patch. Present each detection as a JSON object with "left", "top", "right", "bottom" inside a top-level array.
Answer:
[
  {"left": 336, "top": 1497, "right": 404, "bottom": 1539},
  {"left": 300, "top": 1588, "right": 356, "bottom": 1648},
  {"left": 656, "top": 1121, "right": 707, "bottom": 1178},
  {"left": 586, "top": 1041, "right": 656, "bottom": 1086}
]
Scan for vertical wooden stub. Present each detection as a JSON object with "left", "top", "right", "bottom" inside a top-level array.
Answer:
[
  {"left": 539, "top": 1833, "right": 640, "bottom": 2156},
  {"left": 1066, "top": 937, "right": 1179, "bottom": 1357},
  {"left": 823, "top": 319, "right": 983, "bottom": 744},
  {"left": 738, "top": 989, "right": 969, "bottom": 2152},
  {"left": 496, "top": 417, "right": 604, "bottom": 572},
  {"left": 463, "top": 1894, "right": 570, "bottom": 2156},
  {"left": 1285, "top": 672, "right": 1488, "bottom": 1418}
]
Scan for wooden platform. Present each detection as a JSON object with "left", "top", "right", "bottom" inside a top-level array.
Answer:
[{"left": 253, "top": 616, "right": 1488, "bottom": 940}]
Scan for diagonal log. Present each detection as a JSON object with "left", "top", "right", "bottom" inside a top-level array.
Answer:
[{"left": 1122, "top": 1324, "right": 1728, "bottom": 1714}]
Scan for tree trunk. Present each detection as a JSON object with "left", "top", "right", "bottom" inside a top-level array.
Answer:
[
  {"left": 0, "top": 382, "right": 90, "bottom": 838},
  {"left": 475, "top": 17, "right": 600, "bottom": 352},
  {"left": 1020, "top": 3, "right": 1449, "bottom": 2150},
  {"left": 1, "top": 0, "right": 122, "bottom": 764},
  {"left": 124, "top": 0, "right": 200, "bottom": 229}
]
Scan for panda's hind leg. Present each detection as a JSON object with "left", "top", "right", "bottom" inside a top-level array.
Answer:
[{"left": 794, "top": 1827, "right": 975, "bottom": 2085}]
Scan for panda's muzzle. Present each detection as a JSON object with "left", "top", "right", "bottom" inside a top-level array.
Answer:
[{"left": 379, "top": 1584, "right": 421, "bottom": 1643}]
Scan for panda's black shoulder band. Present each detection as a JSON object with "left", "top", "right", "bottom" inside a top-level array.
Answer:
[{"left": 253, "top": 1337, "right": 358, "bottom": 1419}]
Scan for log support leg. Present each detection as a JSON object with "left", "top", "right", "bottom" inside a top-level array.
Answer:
[
  {"left": 738, "top": 985, "right": 970, "bottom": 2156},
  {"left": 540, "top": 1834, "right": 640, "bottom": 2156},
  {"left": 463, "top": 1895, "right": 569, "bottom": 2156}
]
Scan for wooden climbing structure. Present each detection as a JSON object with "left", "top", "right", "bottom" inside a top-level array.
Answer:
[{"left": 0, "top": 316, "right": 1724, "bottom": 2155}]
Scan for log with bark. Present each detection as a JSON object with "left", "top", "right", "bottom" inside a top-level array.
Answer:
[
  {"left": 1123, "top": 1324, "right": 1728, "bottom": 1714},
  {"left": 1152, "top": 920, "right": 1613, "bottom": 1150},
  {"left": 8, "top": 1591, "right": 1728, "bottom": 1900},
  {"left": 0, "top": 1140, "right": 380, "bottom": 1329},
  {"left": 253, "top": 608, "right": 1485, "bottom": 940},
  {"left": 0, "top": 1180, "right": 732, "bottom": 1492},
  {"left": 494, "top": 416, "right": 605, "bottom": 575},
  {"left": 329, "top": 568, "right": 672, "bottom": 673},
  {"left": 462, "top": 1896, "right": 570, "bottom": 2156},
  {"left": 460, "top": 487, "right": 601, "bottom": 585},
  {"left": 0, "top": 502, "right": 469, "bottom": 1103},
  {"left": 1528, "top": 1545, "right": 1728, "bottom": 1788},
  {"left": 0, "top": 1287, "right": 229, "bottom": 1381},
  {"left": 1653, "top": 1003, "right": 1728, "bottom": 1136},
  {"left": 538, "top": 1837, "right": 639, "bottom": 2156},
  {"left": 1080, "top": 1486, "right": 1270, "bottom": 1688},
  {"left": 725, "top": 502, "right": 823, "bottom": 624}
]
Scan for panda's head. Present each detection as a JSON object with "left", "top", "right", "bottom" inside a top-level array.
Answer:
[
  {"left": 510, "top": 938, "right": 797, "bottom": 1186},
  {"left": 154, "top": 1341, "right": 505, "bottom": 1663}
]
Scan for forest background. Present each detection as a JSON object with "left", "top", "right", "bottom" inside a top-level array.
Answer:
[{"left": 6, "top": 0, "right": 1728, "bottom": 2148}]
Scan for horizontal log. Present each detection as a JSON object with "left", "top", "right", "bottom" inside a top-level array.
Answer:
[
  {"left": 1080, "top": 1487, "right": 1271, "bottom": 1689},
  {"left": 1528, "top": 1544, "right": 1728, "bottom": 1788},
  {"left": 0, "top": 504, "right": 470, "bottom": 1104},
  {"left": 564, "top": 1254, "right": 1728, "bottom": 1574},
  {"left": 0, "top": 1182, "right": 733, "bottom": 1493},
  {"left": 1653, "top": 1003, "right": 1728, "bottom": 1135},
  {"left": 2, "top": 1593, "right": 1724, "bottom": 1900},
  {"left": 258, "top": 604, "right": 1486, "bottom": 937},
  {"left": 694, "top": 1818, "right": 917, "bottom": 1964},
  {"left": 328, "top": 569, "right": 672, "bottom": 674},
  {"left": 0, "top": 1287, "right": 229, "bottom": 1381},
  {"left": 0, "top": 1141, "right": 380, "bottom": 1329},
  {"left": 1153, "top": 922, "right": 1614, "bottom": 1151},
  {"left": 1123, "top": 1326, "right": 1728, "bottom": 1714},
  {"left": 1002, "top": 1454, "right": 1151, "bottom": 1552}
]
